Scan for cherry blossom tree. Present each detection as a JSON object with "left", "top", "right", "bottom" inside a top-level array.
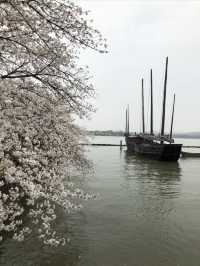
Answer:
[{"left": 0, "top": 0, "right": 106, "bottom": 245}]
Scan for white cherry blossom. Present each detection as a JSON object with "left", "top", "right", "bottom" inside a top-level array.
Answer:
[{"left": 0, "top": 0, "right": 105, "bottom": 245}]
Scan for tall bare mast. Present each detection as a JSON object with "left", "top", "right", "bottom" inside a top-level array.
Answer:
[
  {"left": 150, "top": 69, "right": 153, "bottom": 135},
  {"left": 127, "top": 104, "right": 130, "bottom": 135},
  {"left": 142, "top": 78, "right": 145, "bottom": 133},
  {"left": 125, "top": 106, "right": 130, "bottom": 136},
  {"left": 161, "top": 57, "right": 168, "bottom": 138},
  {"left": 125, "top": 107, "right": 127, "bottom": 135},
  {"left": 170, "top": 93, "right": 175, "bottom": 139}
]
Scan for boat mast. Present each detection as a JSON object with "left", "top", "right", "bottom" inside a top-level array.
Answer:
[
  {"left": 127, "top": 104, "right": 130, "bottom": 135},
  {"left": 125, "top": 105, "right": 130, "bottom": 136},
  {"left": 150, "top": 69, "right": 153, "bottom": 135},
  {"left": 160, "top": 57, "right": 168, "bottom": 140},
  {"left": 170, "top": 93, "right": 175, "bottom": 139},
  {"left": 142, "top": 78, "right": 145, "bottom": 134},
  {"left": 125, "top": 107, "right": 127, "bottom": 135}
]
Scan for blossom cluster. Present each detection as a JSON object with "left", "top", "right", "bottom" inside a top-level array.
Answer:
[
  {"left": 0, "top": 0, "right": 104, "bottom": 245},
  {"left": 0, "top": 0, "right": 107, "bottom": 118},
  {"left": 0, "top": 82, "right": 94, "bottom": 245}
]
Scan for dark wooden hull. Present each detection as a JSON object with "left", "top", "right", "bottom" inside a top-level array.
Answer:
[{"left": 126, "top": 136, "right": 182, "bottom": 161}]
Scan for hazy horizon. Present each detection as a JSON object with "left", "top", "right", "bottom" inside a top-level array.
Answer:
[
  {"left": 76, "top": 0, "right": 200, "bottom": 133},
  {"left": 86, "top": 129, "right": 200, "bottom": 134}
]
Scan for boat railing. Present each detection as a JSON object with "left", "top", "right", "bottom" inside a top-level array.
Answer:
[{"left": 139, "top": 133, "right": 174, "bottom": 143}]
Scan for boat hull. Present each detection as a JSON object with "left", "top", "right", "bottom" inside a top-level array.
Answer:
[{"left": 126, "top": 136, "right": 182, "bottom": 161}]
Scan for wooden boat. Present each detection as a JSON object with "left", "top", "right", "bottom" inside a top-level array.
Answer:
[
  {"left": 126, "top": 134, "right": 182, "bottom": 161},
  {"left": 125, "top": 57, "right": 182, "bottom": 162}
]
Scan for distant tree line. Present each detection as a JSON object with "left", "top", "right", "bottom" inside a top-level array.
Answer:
[
  {"left": 87, "top": 130, "right": 125, "bottom": 136},
  {"left": 87, "top": 130, "right": 200, "bottom": 139}
]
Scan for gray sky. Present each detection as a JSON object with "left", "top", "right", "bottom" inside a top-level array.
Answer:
[{"left": 77, "top": 0, "right": 200, "bottom": 133}]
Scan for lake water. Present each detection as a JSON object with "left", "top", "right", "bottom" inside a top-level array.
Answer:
[{"left": 1, "top": 136, "right": 200, "bottom": 266}]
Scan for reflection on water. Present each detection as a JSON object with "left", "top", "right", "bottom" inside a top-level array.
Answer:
[
  {"left": 0, "top": 209, "right": 87, "bottom": 266},
  {"left": 124, "top": 151, "right": 181, "bottom": 199},
  {"left": 124, "top": 151, "right": 181, "bottom": 179},
  {"left": 1, "top": 143, "right": 200, "bottom": 266},
  {"left": 122, "top": 152, "right": 182, "bottom": 231}
]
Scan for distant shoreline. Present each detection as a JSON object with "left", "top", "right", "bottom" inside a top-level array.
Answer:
[{"left": 87, "top": 130, "right": 200, "bottom": 139}]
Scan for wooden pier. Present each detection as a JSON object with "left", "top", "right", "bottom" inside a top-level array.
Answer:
[
  {"left": 81, "top": 143, "right": 126, "bottom": 147},
  {"left": 80, "top": 143, "right": 200, "bottom": 149},
  {"left": 81, "top": 143, "right": 200, "bottom": 158}
]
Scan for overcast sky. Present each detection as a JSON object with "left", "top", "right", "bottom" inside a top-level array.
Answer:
[{"left": 76, "top": 0, "right": 200, "bottom": 133}]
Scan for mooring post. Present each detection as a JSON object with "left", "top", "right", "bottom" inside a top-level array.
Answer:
[{"left": 120, "top": 140, "right": 122, "bottom": 150}]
